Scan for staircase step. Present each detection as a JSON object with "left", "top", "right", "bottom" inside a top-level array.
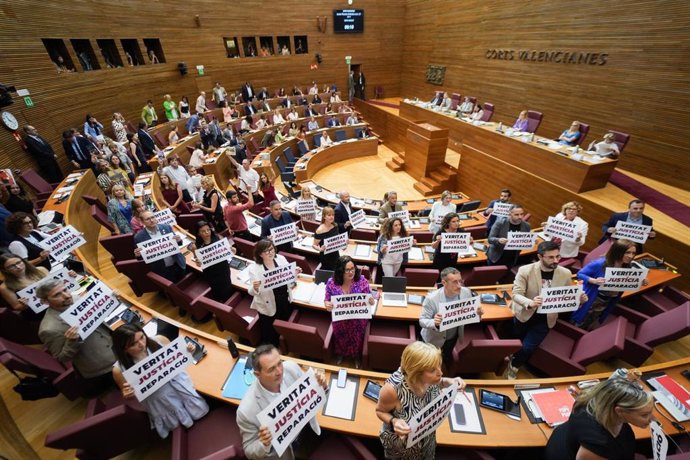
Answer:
[
  {"left": 386, "top": 160, "right": 404, "bottom": 172},
  {"left": 420, "top": 176, "right": 440, "bottom": 188},
  {"left": 413, "top": 182, "right": 434, "bottom": 196}
]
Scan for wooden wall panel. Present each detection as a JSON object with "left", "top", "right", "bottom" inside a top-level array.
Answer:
[
  {"left": 0, "top": 0, "right": 405, "bottom": 177},
  {"left": 399, "top": 0, "right": 690, "bottom": 190}
]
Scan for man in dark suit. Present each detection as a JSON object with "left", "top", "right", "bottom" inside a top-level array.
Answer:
[
  {"left": 334, "top": 190, "right": 353, "bottom": 233},
  {"left": 599, "top": 199, "right": 655, "bottom": 251},
  {"left": 256, "top": 87, "right": 269, "bottom": 100},
  {"left": 23, "top": 125, "right": 64, "bottom": 183},
  {"left": 244, "top": 103, "right": 257, "bottom": 116},
  {"left": 304, "top": 104, "right": 318, "bottom": 117},
  {"left": 241, "top": 81, "right": 255, "bottom": 102},
  {"left": 487, "top": 204, "right": 531, "bottom": 267},
  {"left": 326, "top": 115, "right": 341, "bottom": 128},
  {"left": 136, "top": 122, "right": 159, "bottom": 159},
  {"left": 356, "top": 71, "right": 366, "bottom": 100},
  {"left": 62, "top": 129, "right": 95, "bottom": 171},
  {"left": 312, "top": 94, "right": 322, "bottom": 104},
  {"left": 280, "top": 97, "right": 292, "bottom": 108},
  {"left": 133, "top": 210, "right": 186, "bottom": 282}
]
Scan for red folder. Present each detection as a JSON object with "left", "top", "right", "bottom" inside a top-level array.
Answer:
[
  {"left": 654, "top": 375, "right": 690, "bottom": 410},
  {"left": 532, "top": 389, "right": 575, "bottom": 427}
]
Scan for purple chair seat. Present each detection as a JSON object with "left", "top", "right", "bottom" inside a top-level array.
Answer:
[
  {"left": 273, "top": 309, "right": 333, "bottom": 362},
  {"left": 310, "top": 433, "right": 378, "bottom": 460},
  {"left": 171, "top": 406, "right": 243, "bottom": 460},
  {"left": 462, "top": 265, "right": 508, "bottom": 287},
  {"left": 448, "top": 324, "right": 522, "bottom": 376},
  {"left": 404, "top": 268, "right": 439, "bottom": 288},
  {"left": 191, "top": 292, "right": 261, "bottom": 346},
  {"left": 363, "top": 320, "right": 416, "bottom": 371}
]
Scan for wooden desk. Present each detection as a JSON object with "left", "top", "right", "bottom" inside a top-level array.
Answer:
[
  {"left": 294, "top": 137, "right": 378, "bottom": 183},
  {"left": 399, "top": 101, "right": 618, "bottom": 193}
]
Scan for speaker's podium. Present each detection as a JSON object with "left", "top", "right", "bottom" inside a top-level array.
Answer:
[{"left": 386, "top": 121, "right": 457, "bottom": 196}]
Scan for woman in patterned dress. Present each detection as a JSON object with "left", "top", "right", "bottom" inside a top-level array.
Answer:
[
  {"left": 324, "top": 255, "right": 375, "bottom": 368},
  {"left": 376, "top": 341, "right": 465, "bottom": 459}
]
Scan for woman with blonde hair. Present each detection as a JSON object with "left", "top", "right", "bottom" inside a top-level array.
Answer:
[
  {"left": 106, "top": 184, "right": 134, "bottom": 234},
  {"left": 129, "top": 198, "right": 147, "bottom": 233},
  {"left": 545, "top": 378, "right": 654, "bottom": 459},
  {"left": 549, "top": 201, "right": 588, "bottom": 260},
  {"left": 428, "top": 190, "right": 457, "bottom": 234},
  {"left": 376, "top": 341, "right": 465, "bottom": 459},
  {"left": 512, "top": 110, "right": 529, "bottom": 131},
  {"left": 111, "top": 112, "right": 128, "bottom": 143},
  {"left": 193, "top": 176, "right": 226, "bottom": 231}
]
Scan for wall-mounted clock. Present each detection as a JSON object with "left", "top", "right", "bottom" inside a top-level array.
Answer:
[{"left": 1, "top": 111, "right": 19, "bottom": 131}]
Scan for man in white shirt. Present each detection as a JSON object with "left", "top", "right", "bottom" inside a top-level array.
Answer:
[
  {"left": 239, "top": 159, "right": 261, "bottom": 200},
  {"left": 162, "top": 156, "right": 193, "bottom": 201},
  {"left": 196, "top": 91, "right": 208, "bottom": 114}
]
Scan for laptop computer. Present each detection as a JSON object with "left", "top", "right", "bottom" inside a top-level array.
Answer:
[{"left": 381, "top": 276, "right": 407, "bottom": 307}]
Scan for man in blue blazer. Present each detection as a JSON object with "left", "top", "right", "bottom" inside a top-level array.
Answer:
[
  {"left": 599, "top": 199, "right": 655, "bottom": 251},
  {"left": 133, "top": 210, "right": 186, "bottom": 282},
  {"left": 334, "top": 190, "right": 353, "bottom": 233}
]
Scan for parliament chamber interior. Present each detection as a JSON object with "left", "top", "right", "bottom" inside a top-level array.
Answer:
[{"left": 1, "top": 1, "right": 690, "bottom": 459}]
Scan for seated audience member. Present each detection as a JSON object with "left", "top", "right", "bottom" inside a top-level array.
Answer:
[
  {"left": 276, "top": 87, "right": 286, "bottom": 97},
  {"left": 272, "top": 110, "right": 286, "bottom": 125},
  {"left": 428, "top": 190, "right": 457, "bottom": 234},
  {"left": 324, "top": 256, "right": 375, "bottom": 367},
  {"left": 167, "top": 125, "right": 180, "bottom": 146},
  {"left": 441, "top": 92, "right": 452, "bottom": 109},
  {"left": 346, "top": 113, "right": 359, "bottom": 125},
  {"left": 112, "top": 324, "right": 209, "bottom": 438},
  {"left": 162, "top": 156, "right": 193, "bottom": 202},
  {"left": 378, "top": 191, "right": 403, "bottom": 224},
  {"left": 599, "top": 199, "right": 655, "bottom": 252},
  {"left": 431, "top": 212, "right": 462, "bottom": 273},
  {"left": 320, "top": 130, "right": 333, "bottom": 147},
  {"left": 296, "top": 125, "right": 308, "bottom": 144},
  {"left": 260, "top": 200, "right": 294, "bottom": 253},
  {"left": 2, "top": 183, "right": 35, "bottom": 215},
  {"left": 308, "top": 82, "right": 319, "bottom": 95},
  {"left": 193, "top": 176, "right": 226, "bottom": 232},
  {"left": 458, "top": 97, "right": 474, "bottom": 114},
  {"left": 286, "top": 107, "right": 299, "bottom": 121},
  {"left": 255, "top": 114, "right": 268, "bottom": 130},
  {"left": 222, "top": 104, "right": 237, "bottom": 123},
  {"left": 558, "top": 121, "right": 581, "bottom": 145},
  {"left": 572, "top": 238, "right": 643, "bottom": 330},
  {"left": 245, "top": 102, "right": 257, "bottom": 116},
  {"left": 331, "top": 91, "right": 342, "bottom": 103},
  {"left": 129, "top": 198, "right": 147, "bottom": 234},
  {"left": 190, "top": 221, "right": 234, "bottom": 301},
  {"left": 588, "top": 132, "right": 621, "bottom": 158},
  {"left": 545, "top": 379, "right": 653, "bottom": 460},
  {"left": 307, "top": 116, "right": 319, "bottom": 131},
  {"left": 260, "top": 129, "right": 274, "bottom": 149},
  {"left": 326, "top": 115, "right": 341, "bottom": 127},
  {"left": 259, "top": 173, "right": 277, "bottom": 205},
  {"left": 512, "top": 110, "right": 529, "bottom": 131},
  {"left": 224, "top": 190, "right": 254, "bottom": 240},
  {"left": 376, "top": 342, "right": 465, "bottom": 459},
  {"left": 377, "top": 217, "right": 409, "bottom": 277},
  {"left": 274, "top": 128, "right": 285, "bottom": 144},
  {"left": 483, "top": 188, "right": 512, "bottom": 235},
  {"left": 159, "top": 172, "right": 191, "bottom": 215},
  {"left": 281, "top": 45, "right": 290, "bottom": 55},
  {"left": 358, "top": 126, "right": 371, "bottom": 138},
  {"left": 106, "top": 185, "right": 134, "bottom": 234},
  {"left": 505, "top": 241, "right": 587, "bottom": 379},
  {"left": 429, "top": 91, "right": 444, "bottom": 105},
  {"left": 487, "top": 204, "right": 531, "bottom": 268},
  {"left": 133, "top": 210, "right": 186, "bottom": 282},
  {"left": 6, "top": 212, "right": 51, "bottom": 270},
  {"left": 312, "top": 207, "right": 344, "bottom": 271},
  {"left": 470, "top": 104, "right": 484, "bottom": 121},
  {"left": 248, "top": 240, "right": 297, "bottom": 344},
  {"left": 420, "top": 267, "right": 483, "bottom": 360},
  {"left": 189, "top": 142, "right": 207, "bottom": 170},
  {"left": 339, "top": 103, "right": 353, "bottom": 114},
  {"left": 0, "top": 254, "right": 51, "bottom": 320},
  {"left": 239, "top": 115, "right": 253, "bottom": 134},
  {"left": 547, "top": 201, "right": 588, "bottom": 260},
  {"left": 237, "top": 345, "right": 327, "bottom": 458},
  {"left": 312, "top": 93, "right": 322, "bottom": 104},
  {"left": 325, "top": 102, "right": 333, "bottom": 113},
  {"left": 37, "top": 278, "right": 116, "bottom": 389}
]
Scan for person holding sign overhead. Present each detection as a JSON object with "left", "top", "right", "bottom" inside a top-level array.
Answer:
[
  {"left": 572, "top": 239, "right": 644, "bottom": 330},
  {"left": 599, "top": 199, "right": 655, "bottom": 253},
  {"left": 111, "top": 324, "right": 209, "bottom": 438},
  {"left": 545, "top": 378, "right": 654, "bottom": 460},
  {"left": 377, "top": 217, "right": 411, "bottom": 277},
  {"left": 261, "top": 201, "right": 295, "bottom": 254},
  {"left": 190, "top": 221, "right": 234, "bottom": 302},
  {"left": 237, "top": 344, "right": 328, "bottom": 460},
  {"left": 249, "top": 240, "right": 298, "bottom": 346},
  {"left": 324, "top": 256, "right": 375, "bottom": 367},
  {"left": 428, "top": 191, "right": 457, "bottom": 234},
  {"left": 133, "top": 210, "right": 186, "bottom": 282},
  {"left": 376, "top": 341, "right": 466, "bottom": 460},
  {"left": 36, "top": 278, "right": 116, "bottom": 389},
  {"left": 420, "top": 267, "right": 483, "bottom": 362},
  {"left": 487, "top": 204, "right": 531, "bottom": 268},
  {"left": 312, "top": 207, "right": 345, "bottom": 271},
  {"left": 378, "top": 191, "right": 404, "bottom": 225},
  {"left": 0, "top": 253, "right": 50, "bottom": 320},
  {"left": 506, "top": 241, "right": 586, "bottom": 380}
]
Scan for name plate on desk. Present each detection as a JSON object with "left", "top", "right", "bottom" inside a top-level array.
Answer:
[{"left": 504, "top": 232, "right": 537, "bottom": 250}]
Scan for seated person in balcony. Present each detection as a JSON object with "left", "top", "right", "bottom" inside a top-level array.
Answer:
[
  {"left": 320, "top": 130, "right": 333, "bottom": 147},
  {"left": 304, "top": 104, "right": 318, "bottom": 117},
  {"left": 255, "top": 114, "right": 269, "bottom": 130},
  {"left": 557, "top": 121, "right": 581, "bottom": 146},
  {"left": 307, "top": 116, "right": 319, "bottom": 131},
  {"left": 512, "top": 110, "right": 529, "bottom": 131},
  {"left": 326, "top": 115, "right": 341, "bottom": 127},
  {"left": 312, "top": 93, "right": 322, "bottom": 104},
  {"left": 272, "top": 110, "right": 286, "bottom": 125},
  {"left": 458, "top": 97, "right": 474, "bottom": 114},
  {"left": 588, "top": 133, "right": 621, "bottom": 158},
  {"left": 470, "top": 103, "right": 485, "bottom": 121},
  {"left": 239, "top": 115, "right": 253, "bottom": 134},
  {"left": 378, "top": 191, "right": 403, "bottom": 224},
  {"left": 346, "top": 113, "right": 359, "bottom": 125},
  {"left": 286, "top": 107, "right": 299, "bottom": 120}
]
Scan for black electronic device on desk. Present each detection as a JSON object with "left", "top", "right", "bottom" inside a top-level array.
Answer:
[
  {"left": 634, "top": 258, "right": 666, "bottom": 270},
  {"left": 184, "top": 336, "right": 207, "bottom": 364},
  {"left": 479, "top": 389, "right": 521, "bottom": 419},
  {"left": 363, "top": 380, "right": 382, "bottom": 402}
]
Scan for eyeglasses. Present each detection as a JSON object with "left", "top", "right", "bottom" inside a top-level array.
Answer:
[
  {"left": 5, "top": 262, "right": 23, "bottom": 270},
  {"left": 262, "top": 247, "right": 276, "bottom": 254},
  {"left": 344, "top": 267, "right": 356, "bottom": 273}
]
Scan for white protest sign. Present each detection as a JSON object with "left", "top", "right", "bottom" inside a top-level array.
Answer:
[
  {"left": 544, "top": 216, "right": 578, "bottom": 243},
  {"left": 137, "top": 234, "right": 181, "bottom": 263},
  {"left": 194, "top": 238, "right": 233, "bottom": 270},
  {"left": 439, "top": 296, "right": 481, "bottom": 332},
  {"left": 152, "top": 208, "right": 177, "bottom": 227},
  {"left": 134, "top": 183, "right": 144, "bottom": 197},
  {"left": 614, "top": 221, "right": 652, "bottom": 245},
  {"left": 492, "top": 202, "right": 512, "bottom": 218},
  {"left": 122, "top": 337, "right": 193, "bottom": 402},
  {"left": 388, "top": 210, "right": 410, "bottom": 225},
  {"left": 504, "top": 232, "right": 537, "bottom": 250},
  {"left": 407, "top": 383, "right": 458, "bottom": 448},
  {"left": 17, "top": 267, "right": 80, "bottom": 314},
  {"left": 441, "top": 232, "right": 473, "bottom": 255},
  {"left": 270, "top": 223, "right": 298, "bottom": 246},
  {"left": 331, "top": 293, "right": 373, "bottom": 322},
  {"left": 349, "top": 209, "right": 367, "bottom": 229},
  {"left": 433, "top": 214, "right": 444, "bottom": 226},
  {"left": 295, "top": 199, "right": 316, "bottom": 216},
  {"left": 650, "top": 421, "right": 668, "bottom": 460},
  {"left": 601, "top": 267, "right": 648, "bottom": 292},
  {"left": 257, "top": 368, "right": 327, "bottom": 457},
  {"left": 60, "top": 281, "right": 119, "bottom": 339},
  {"left": 537, "top": 284, "right": 583, "bottom": 314},
  {"left": 39, "top": 225, "right": 86, "bottom": 262},
  {"left": 387, "top": 236, "right": 413, "bottom": 255},
  {"left": 323, "top": 232, "right": 348, "bottom": 255},
  {"left": 262, "top": 262, "right": 297, "bottom": 290}
]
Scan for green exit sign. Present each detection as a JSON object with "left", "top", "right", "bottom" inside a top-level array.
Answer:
[{"left": 24, "top": 96, "right": 34, "bottom": 107}]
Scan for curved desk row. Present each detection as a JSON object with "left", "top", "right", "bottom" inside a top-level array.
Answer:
[{"left": 43, "top": 169, "right": 688, "bottom": 450}]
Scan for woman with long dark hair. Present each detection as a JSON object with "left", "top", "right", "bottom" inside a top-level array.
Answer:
[
  {"left": 0, "top": 253, "right": 50, "bottom": 319},
  {"left": 190, "top": 221, "right": 234, "bottom": 302},
  {"left": 6, "top": 212, "right": 51, "bottom": 270}
]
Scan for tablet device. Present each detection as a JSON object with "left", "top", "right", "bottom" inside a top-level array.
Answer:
[
  {"left": 363, "top": 380, "right": 382, "bottom": 402},
  {"left": 479, "top": 389, "right": 520, "bottom": 417}
]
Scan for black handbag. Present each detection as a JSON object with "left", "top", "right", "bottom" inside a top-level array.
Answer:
[{"left": 9, "top": 369, "right": 59, "bottom": 401}]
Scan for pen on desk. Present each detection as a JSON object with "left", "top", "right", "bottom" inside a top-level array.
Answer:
[{"left": 462, "top": 389, "right": 472, "bottom": 404}]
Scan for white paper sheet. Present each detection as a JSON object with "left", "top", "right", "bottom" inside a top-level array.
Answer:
[
  {"left": 449, "top": 391, "right": 484, "bottom": 433},
  {"left": 323, "top": 376, "right": 358, "bottom": 420}
]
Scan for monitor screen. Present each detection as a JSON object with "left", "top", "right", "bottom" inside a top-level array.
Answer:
[{"left": 333, "top": 9, "right": 364, "bottom": 33}]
